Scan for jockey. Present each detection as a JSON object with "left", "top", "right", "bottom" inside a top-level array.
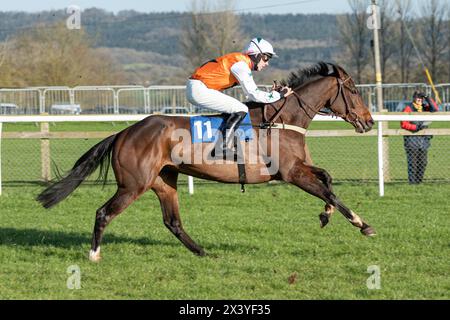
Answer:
[{"left": 186, "top": 37, "right": 293, "bottom": 157}]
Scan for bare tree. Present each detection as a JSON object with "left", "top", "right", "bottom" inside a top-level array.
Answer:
[
  {"left": 377, "top": 0, "right": 397, "bottom": 81},
  {"left": 337, "top": 0, "right": 370, "bottom": 83},
  {"left": 0, "top": 37, "right": 10, "bottom": 69},
  {"left": 419, "top": 0, "right": 448, "bottom": 82},
  {"left": 0, "top": 38, "right": 14, "bottom": 86},
  {"left": 394, "top": 0, "right": 414, "bottom": 83},
  {"left": 0, "top": 23, "right": 124, "bottom": 87},
  {"left": 182, "top": 0, "right": 245, "bottom": 69},
  {"left": 447, "top": 5, "right": 450, "bottom": 82}
]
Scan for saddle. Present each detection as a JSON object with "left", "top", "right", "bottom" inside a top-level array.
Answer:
[{"left": 190, "top": 113, "right": 253, "bottom": 192}]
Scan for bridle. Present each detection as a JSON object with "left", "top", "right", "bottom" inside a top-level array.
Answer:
[
  {"left": 328, "top": 76, "right": 359, "bottom": 123},
  {"left": 262, "top": 75, "right": 360, "bottom": 128}
]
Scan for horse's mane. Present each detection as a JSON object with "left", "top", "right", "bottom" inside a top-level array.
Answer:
[
  {"left": 246, "top": 61, "right": 340, "bottom": 110},
  {"left": 281, "top": 61, "right": 335, "bottom": 89}
]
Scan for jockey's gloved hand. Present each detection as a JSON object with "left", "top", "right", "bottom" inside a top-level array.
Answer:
[{"left": 271, "top": 80, "right": 283, "bottom": 92}]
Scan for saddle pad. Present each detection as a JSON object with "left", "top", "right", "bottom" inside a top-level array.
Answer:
[{"left": 190, "top": 113, "right": 253, "bottom": 143}]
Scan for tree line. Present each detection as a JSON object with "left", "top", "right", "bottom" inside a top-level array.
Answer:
[
  {"left": 338, "top": 0, "right": 450, "bottom": 84},
  {"left": 0, "top": 0, "right": 449, "bottom": 87}
]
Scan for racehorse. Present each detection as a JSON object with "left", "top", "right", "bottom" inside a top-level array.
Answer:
[{"left": 37, "top": 62, "right": 375, "bottom": 262}]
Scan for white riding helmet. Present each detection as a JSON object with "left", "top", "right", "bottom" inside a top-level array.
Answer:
[{"left": 243, "top": 37, "right": 278, "bottom": 58}]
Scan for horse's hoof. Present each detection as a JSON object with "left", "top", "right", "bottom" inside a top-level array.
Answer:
[
  {"left": 319, "top": 212, "right": 329, "bottom": 228},
  {"left": 196, "top": 249, "right": 206, "bottom": 257},
  {"left": 89, "top": 248, "right": 101, "bottom": 262},
  {"left": 361, "top": 226, "right": 376, "bottom": 237}
]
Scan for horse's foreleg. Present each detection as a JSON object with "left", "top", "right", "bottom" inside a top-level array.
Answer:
[
  {"left": 152, "top": 171, "right": 205, "bottom": 256},
  {"left": 333, "top": 201, "right": 376, "bottom": 236},
  {"left": 284, "top": 160, "right": 375, "bottom": 236}
]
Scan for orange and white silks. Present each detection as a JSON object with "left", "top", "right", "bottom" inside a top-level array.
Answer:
[
  {"left": 187, "top": 52, "right": 282, "bottom": 113},
  {"left": 191, "top": 53, "right": 253, "bottom": 91}
]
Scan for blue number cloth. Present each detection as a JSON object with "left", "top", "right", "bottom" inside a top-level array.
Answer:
[{"left": 190, "top": 114, "right": 253, "bottom": 143}]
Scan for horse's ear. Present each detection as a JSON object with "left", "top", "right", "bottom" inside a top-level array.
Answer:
[
  {"left": 325, "top": 63, "right": 338, "bottom": 76},
  {"left": 329, "top": 63, "right": 349, "bottom": 79}
]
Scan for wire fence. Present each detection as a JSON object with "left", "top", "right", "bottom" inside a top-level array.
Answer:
[
  {"left": 1, "top": 116, "right": 449, "bottom": 195},
  {"left": 1, "top": 83, "right": 450, "bottom": 195},
  {"left": 2, "top": 134, "right": 448, "bottom": 185},
  {"left": 308, "top": 134, "right": 450, "bottom": 183}
]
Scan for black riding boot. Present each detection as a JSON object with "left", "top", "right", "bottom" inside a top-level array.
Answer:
[{"left": 211, "top": 111, "right": 247, "bottom": 159}]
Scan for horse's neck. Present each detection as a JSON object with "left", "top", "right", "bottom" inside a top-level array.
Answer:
[
  {"left": 248, "top": 77, "right": 336, "bottom": 128},
  {"left": 290, "top": 77, "right": 336, "bottom": 128}
]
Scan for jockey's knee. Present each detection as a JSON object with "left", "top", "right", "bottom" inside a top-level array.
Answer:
[{"left": 233, "top": 104, "right": 248, "bottom": 114}]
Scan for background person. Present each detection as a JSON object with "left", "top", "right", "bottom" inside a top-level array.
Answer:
[{"left": 400, "top": 91, "right": 439, "bottom": 184}]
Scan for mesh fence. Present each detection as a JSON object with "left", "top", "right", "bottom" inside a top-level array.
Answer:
[
  {"left": 308, "top": 134, "right": 450, "bottom": 183},
  {"left": 383, "top": 135, "right": 450, "bottom": 183},
  {"left": 1, "top": 126, "right": 449, "bottom": 186},
  {"left": 1, "top": 138, "right": 107, "bottom": 184}
]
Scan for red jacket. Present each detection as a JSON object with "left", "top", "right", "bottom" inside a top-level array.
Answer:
[{"left": 401, "top": 97, "right": 439, "bottom": 132}]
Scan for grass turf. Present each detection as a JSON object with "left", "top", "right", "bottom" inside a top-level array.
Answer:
[{"left": 0, "top": 182, "right": 448, "bottom": 299}]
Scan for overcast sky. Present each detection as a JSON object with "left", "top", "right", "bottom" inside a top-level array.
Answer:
[{"left": 0, "top": 0, "right": 355, "bottom": 14}]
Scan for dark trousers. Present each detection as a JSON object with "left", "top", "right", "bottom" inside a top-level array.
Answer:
[
  {"left": 404, "top": 136, "right": 431, "bottom": 184},
  {"left": 405, "top": 148, "right": 428, "bottom": 184}
]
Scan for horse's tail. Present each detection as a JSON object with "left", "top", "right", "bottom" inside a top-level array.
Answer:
[{"left": 36, "top": 134, "right": 117, "bottom": 209}]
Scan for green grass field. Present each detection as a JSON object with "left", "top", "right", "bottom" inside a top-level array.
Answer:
[{"left": 0, "top": 181, "right": 449, "bottom": 299}]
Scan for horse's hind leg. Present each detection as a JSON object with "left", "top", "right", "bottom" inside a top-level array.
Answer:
[
  {"left": 307, "top": 166, "right": 335, "bottom": 228},
  {"left": 152, "top": 169, "right": 205, "bottom": 256},
  {"left": 284, "top": 160, "right": 375, "bottom": 236},
  {"left": 89, "top": 186, "right": 145, "bottom": 262}
]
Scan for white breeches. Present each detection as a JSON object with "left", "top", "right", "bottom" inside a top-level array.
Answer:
[{"left": 186, "top": 79, "right": 248, "bottom": 114}]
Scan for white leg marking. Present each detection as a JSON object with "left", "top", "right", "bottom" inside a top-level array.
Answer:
[
  {"left": 350, "top": 211, "right": 364, "bottom": 227},
  {"left": 89, "top": 247, "right": 101, "bottom": 262},
  {"left": 325, "top": 204, "right": 335, "bottom": 215}
]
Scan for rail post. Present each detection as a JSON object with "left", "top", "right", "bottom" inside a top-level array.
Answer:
[{"left": 40, "top": 113, "right": 51, "bottom": 182}]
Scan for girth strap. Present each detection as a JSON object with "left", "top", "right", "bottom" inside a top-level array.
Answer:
[
  {"left": 238, "top": 163, "right": 246, "bottom": 193},
  {"left": 234, "top": 137, "right": 246, "bottom": 193}
]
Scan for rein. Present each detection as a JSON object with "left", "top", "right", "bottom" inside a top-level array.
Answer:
[
  {"left": 293, "top": 76, "right": 359, "bottom": 123},
  {"left": 261, "top": 91, "right": 316, "bottom": 126},
  {"left": 259, "top": 75, "right": 359, "bottom": 134},
  {"left": 263, "top": 97, "right": 288, "bottom": 125}
]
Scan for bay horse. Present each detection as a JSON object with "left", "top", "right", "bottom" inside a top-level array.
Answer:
[{"left": 37, "top": 62, "right": 375, "bottom": 261}]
